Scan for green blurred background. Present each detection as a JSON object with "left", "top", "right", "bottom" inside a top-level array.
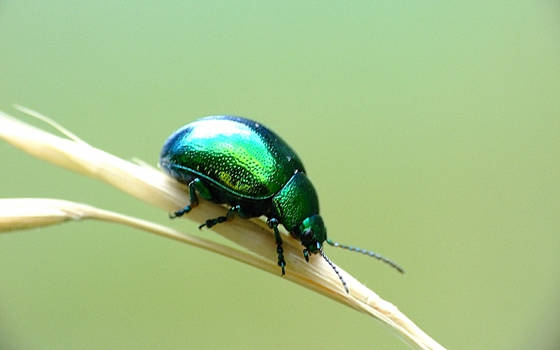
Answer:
[{"left": 1, "top": 1, "right": 559, "bottom": 349}]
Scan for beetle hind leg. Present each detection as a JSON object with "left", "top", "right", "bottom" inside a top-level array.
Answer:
[
  {"left": 198, "top": 205, "right": 241, "bottom": 229},
  {"left": 171, "top": 178, "right": 210, "bottom": 218}
]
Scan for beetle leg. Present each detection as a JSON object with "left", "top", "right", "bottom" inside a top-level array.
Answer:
[
  {"left": 267, "top": 218, "right": 286, "bottom": 276},
  {"left": 171, "top": 178, "right": 208, "bottom": 218},
  {"left": 198, "top": 205, "right": 241, "bottom": 229}
]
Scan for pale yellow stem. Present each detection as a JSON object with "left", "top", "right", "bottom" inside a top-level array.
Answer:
[
  {"left": 0, "top": 198, "right": 275, "bottom": 274},
  {"left": 0, "top": 108, "right": 445, "bottom": 350}
]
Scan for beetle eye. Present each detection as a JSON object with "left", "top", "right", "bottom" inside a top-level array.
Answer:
[{"left": 301, "top": 229, "right": 313, "bottom": 244}]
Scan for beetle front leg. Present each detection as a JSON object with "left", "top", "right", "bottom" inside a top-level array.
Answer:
[
  {"left": 198, "top": 205, "right": 241, "bottom": 229},
  {"left": 171, "top": 178, "right": 210, "bottom": 218},
  {"left": 267, "top": 218, "right": 286, "bottom": 276}
]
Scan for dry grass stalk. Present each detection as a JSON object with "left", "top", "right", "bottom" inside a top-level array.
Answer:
[
  {"left": 0, "top": 198, "right": 274, "bottom": 272},
  {"left": 0, "top": 107, "right": 445, "bottom": 350}
]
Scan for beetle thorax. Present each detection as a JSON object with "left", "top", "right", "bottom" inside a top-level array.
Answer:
[{"left": 271, "top": 172, "right": 320, "bottom": 233}]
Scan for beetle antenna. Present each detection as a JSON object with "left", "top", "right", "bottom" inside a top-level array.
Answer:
[
  {"left": 326, "top": 239, "right": 405, "bottom": 273},
  {"left": 320, "top": 249, "right": 349, "bottom": 294}
]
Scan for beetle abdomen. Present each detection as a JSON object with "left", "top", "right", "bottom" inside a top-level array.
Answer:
[{"left": 160, "top": 116, "right": 305, "bottom": 199}]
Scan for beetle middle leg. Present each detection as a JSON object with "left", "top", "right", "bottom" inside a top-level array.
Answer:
[
  {"left": 267, "top": 218, "right": 286, "bottom": 276},
  {"left": 198, "top": 205, "right": 241, "bottom": 229},
  {"left": 171, "top": 178, "right": 211, "bottom": 218}
]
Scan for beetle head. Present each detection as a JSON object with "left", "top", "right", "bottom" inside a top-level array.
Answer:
[{"left": 299, "top": 214, "right": 326, "bottom": 254}]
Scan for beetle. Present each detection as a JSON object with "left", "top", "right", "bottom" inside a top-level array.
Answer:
[{"left": 159, "top": 115, "right": 403, "bottom": 292}]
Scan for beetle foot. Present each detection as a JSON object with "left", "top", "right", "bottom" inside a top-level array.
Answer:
[
  {"left": 198, "top": 206, "right": 241, "bottom": 229},
  {"left": 170, "top": 205, "right": 191, "bottom": 219},
  {"left": 278, "top": 260, "right": 286, "bottom": 276},
  {"left": 198, "top": 216, "right": 228, "bottom": 229},
  {"left": 303, "top": 249, "right": 309, "bottom": 262},
  {"left": 276, "top": 245, "right": 286, "bottom": 276}
]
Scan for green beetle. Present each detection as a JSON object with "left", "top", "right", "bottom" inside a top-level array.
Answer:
[{"left": 160, "top": 116, "right": 402, "bottom": 292}]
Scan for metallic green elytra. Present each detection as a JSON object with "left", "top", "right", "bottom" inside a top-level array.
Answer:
[{"left": 160, "top": 116, "right": 403, "bottom": 293}]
